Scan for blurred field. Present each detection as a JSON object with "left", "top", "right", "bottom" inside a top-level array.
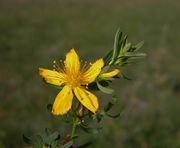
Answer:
[{"left": 0, "top": 0, "right": 180, "bottom": 147}]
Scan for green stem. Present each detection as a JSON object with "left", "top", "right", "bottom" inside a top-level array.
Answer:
[{"left": 71, "top": 117, "right": 78, "bottom": 139}]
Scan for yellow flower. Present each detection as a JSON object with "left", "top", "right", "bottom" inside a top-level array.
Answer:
[
  {"left": 39, "top": 48, "right": 104, "bottom": 115},
  {"left": 100, "top": 69, "right": 120, "bottom": 79}
]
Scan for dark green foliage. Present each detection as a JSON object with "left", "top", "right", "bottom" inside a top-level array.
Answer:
[
  {"left": 96, "top": 81, "right": 114, "bottom": 94},
  {"left": 61, "top": 141, "right": 73, "bottom": 148},
  {"left": 88, "top": 80, "right": 109, "bottom": 91},
  {"left": 104, "top": 95, "right": 118, "bottom": 112},
  {"left": 103, "top": 28, "right": 146, "bottom": 66},
  {"left": 23, "top": 128, "right": 61, "bottom": 148},
  {"left": 80, "top": 125, "right": 102, "bottom": 135}
]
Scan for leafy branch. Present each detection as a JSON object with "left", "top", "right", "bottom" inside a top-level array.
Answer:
[{"left": 104, "top": 28, "right": 146, "bottom": 66}]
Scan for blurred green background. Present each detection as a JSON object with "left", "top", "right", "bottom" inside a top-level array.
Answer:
[{"left": 0, "top": 0, "right": 180, "bottom": 147}]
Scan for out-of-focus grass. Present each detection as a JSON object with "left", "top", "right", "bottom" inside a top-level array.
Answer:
[{"left": 0, "top": 0, "right": 180, "bottom": 147}]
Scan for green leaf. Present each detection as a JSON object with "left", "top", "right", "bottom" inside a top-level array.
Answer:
[
  {"left": 104, "top": 29, "right": 145, "bottom": 67},
  {"left": 88, "top": 81, "right": 109, "bottom": 91},
  {"left": 103, "top": 49, "right": 113, "bottom": 65},
  {"left": 115, "top": 29, "right": 123, "bottom": 54},
  {"left": 78, "top": 139, "right": 95, "bottom": 148},
  {"left": 42, "top": 129, "right": 60, "bottom": 148},
  {"left": 100, "top": 65, "right": 110, "bottom": 73},
  {"left": 106, "top": 113, "right": 120, "bottom": 118},
  {"left": 47, "top": 104, "right": 52, "bottom": 112},
  {"left": 124, "top": 52, "right": 146, "bottom": 57},
  {"left": 119, "top": 35, "right": 127, "bottom": 55},
  {"left": 23, "top": 135, "right": 31, "bottom": 145},
  {"left": 110, "top": 28, "right": 122, "bottom": 65},
  {"left": 122, "top": 35, "right": 128, "bottom": 48},
  {"left": 49, "top": 132, "right": 60, "bottom": 141},
  {"left": 51, "top": 141, "right": 59, "bottom": 148},
  {"left": 115, "top": 51, "right": 146, "bottom": 66},
  {"left": 88, "top": 82, "right": 99, "bottom": 91},
  {"left": 121, "top": 42, "right": 131, "bottom": 54},
  {"left": 132, "top": 41, "right": 144, "bottom": 51},
  {"left": 23, "top": 134, "right": 44, "bottom": 148},
  {"left": 121, "top": 73, "right": 132, "bottom": 80},
  {"left": 80, "top": 125, "right": 102, "bottom": 135},
  {"left": 31, "top": 135, "right": 44, "bottom": 148},
  {"left": 43, "top": 131, "right": 60, "bottom": 145},
  {"left": 45, "top": 128, "right": 52, "bottom": 136},
  {"left": 104, "top": 96, "right": 118, "bottom": 112},
  {"left": 24, "top": 129, "right": 61, "bottom": 148},
  {"left": 96, "top": 81, "right": 114, "bottom": 94},
  {"left": 61, "top": 141, "right": 73, "bottom": 148},
  {"left": 95, "top": 113, "right": 104, "bottom": 123}
]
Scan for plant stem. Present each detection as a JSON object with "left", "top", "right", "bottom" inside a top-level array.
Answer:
[{"left": 71, "top": 117, "right": 78, "bottom": 139}]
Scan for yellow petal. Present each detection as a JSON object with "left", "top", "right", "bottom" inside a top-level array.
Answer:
[
  {"left": 74, "top": 87, "right": 99, "bottom": 113},
  {"left": 65, "top": 48, "right": 80, "bottom": 75},
  {"left": 39, "top": 68, "right": 66, "bottom": 86},
  {"left": 81, "top": 58, "right": 104, "bottom": 84},
  {"left": 100, "top": 69, "right": 120, "bottom": 78},
  {"left": 52, "top": 85, "right": 73, "bottom": 115}
]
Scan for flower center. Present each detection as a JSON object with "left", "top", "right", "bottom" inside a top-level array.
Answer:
[
  {"left": 66, "top": 73, "right": 81, "bottom": 87},
  {"left": 53, "top": 60, "right": 90, "bottom": 87}
]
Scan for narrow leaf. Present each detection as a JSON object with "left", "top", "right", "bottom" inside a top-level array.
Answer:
[
  {"left": 104, "top": 96, "right": 118, "bottom": 112},
  {"left": 96, "top": 81, "right": 114, "bottom": 94},
  {"left": 124, "top": 52, "right": 146, "bottom": 57},
  {"left": 80, "top": 125, "right": 102, "bottom": 135},
  {"left": 133, "top": 41, "right": 144, "bottom": 51},
  {"left": 31, "top": 135, "right": 44, "bottom": 148},
  {"left": 47, "top": 104, "right": 52, "bottom": 112},
  {"left": 88, "top": 81, "right": 110, "bottom": 91},
  {"left": 45, "top": 128, "right": 52, "bottom": 136},
  {"left": 95, "top": 113, "right": 104, "bottom": 123},
  {"left": 78, "top": 140, "right": 95, "bottom": 148},
  {"left": 100, "top": 65, "right": 110, "bottom": 73},
  {"left": 122, "top": 43, "right": 131, "bottom": 53},
  {"left": 61, "top": 141, "right": 73, "bottom": 148},
  {"left": 23, "top": 135, "right": 31, "bottom": 145},
  {"left": 110, "top": 28, "right": 122, "bottom": 65},
  {"left": 106, "top": 113, "right": 120, "bottom": 118},
  {"left": 48, "top": 132, "right": 60, "bottom": 142},
  {"left": 103, "top": 50, "right": 113, "bottom": 65}
]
